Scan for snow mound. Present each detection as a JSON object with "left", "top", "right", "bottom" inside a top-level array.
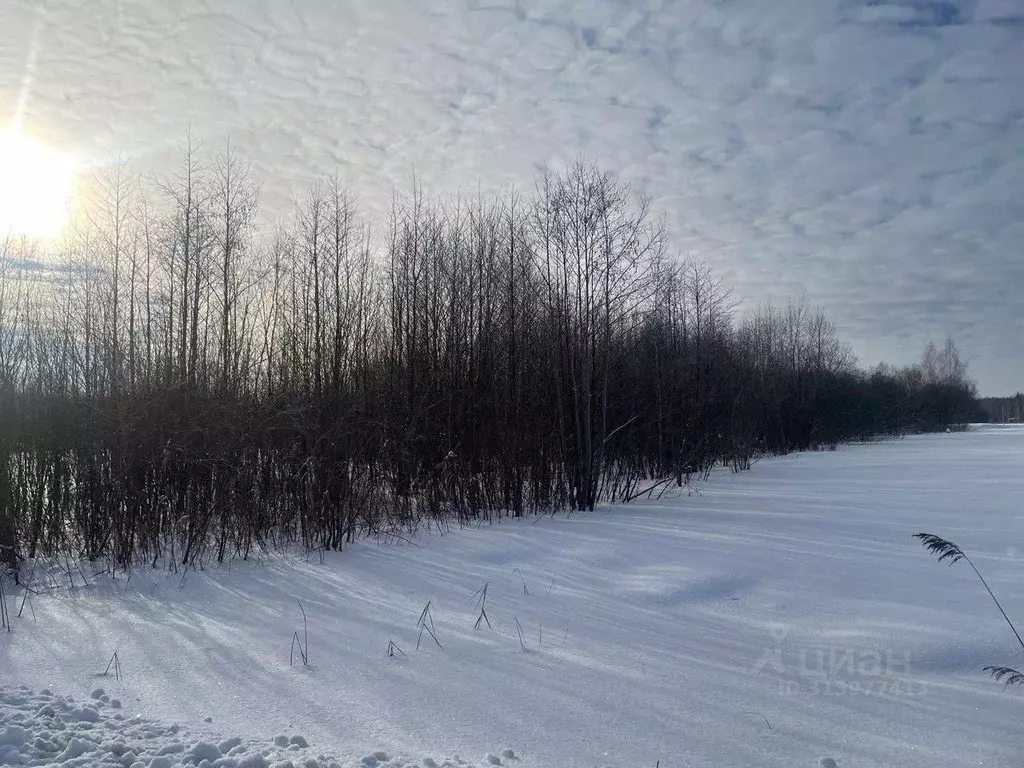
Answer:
[{"left": 0, "top": 686, "right": 518, "bottom": 768}]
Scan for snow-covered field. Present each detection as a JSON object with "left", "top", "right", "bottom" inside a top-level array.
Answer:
[{"left": 3, "top": 425, "right": 1024, "bottom": 767}]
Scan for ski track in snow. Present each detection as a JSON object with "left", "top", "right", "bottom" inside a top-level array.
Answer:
[{"left": 4, "top": 425, "right": 1024, "bottom": 767}]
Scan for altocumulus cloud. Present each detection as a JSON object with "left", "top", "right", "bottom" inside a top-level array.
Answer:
[{"left": 1, "top": 0, "right": 1022, "bottom": 392}]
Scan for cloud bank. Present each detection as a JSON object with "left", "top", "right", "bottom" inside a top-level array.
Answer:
[{"left": 2, "top": 0, "right": 1022, "bottom": 392}]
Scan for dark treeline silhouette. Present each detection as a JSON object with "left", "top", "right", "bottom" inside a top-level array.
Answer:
[
  {"left": 0, "top": 148, "right": 979, "bottom": 572},
  {"left": 978, "top": 394, "right": 1024, "bottom": 424}
]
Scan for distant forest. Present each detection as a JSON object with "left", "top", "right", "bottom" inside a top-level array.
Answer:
[
  {"left": 0, "top": 146, "right": 980, "bottom": 571},
  {"left": 978, "top": 394, "right": 1024, "bottom": 423}
]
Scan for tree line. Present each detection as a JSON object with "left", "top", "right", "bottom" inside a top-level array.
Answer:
[
  {"left": 977, "top": 394, "right": 1024, "bottom": 424},
  {"left": 0, "top": 145, "right": 979, "bottom": 572}
]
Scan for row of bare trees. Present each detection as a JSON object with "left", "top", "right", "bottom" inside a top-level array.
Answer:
[{"left": 0, "top": 148, "right": 978, "bottom": 572}]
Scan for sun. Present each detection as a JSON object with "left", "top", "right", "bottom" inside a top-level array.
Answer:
[{"left": 0, "top": 128, "right": 76, "bottom": 239}]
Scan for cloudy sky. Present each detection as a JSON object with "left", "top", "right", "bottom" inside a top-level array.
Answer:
[{"left": 2, "top": 0, "right": 1022, "bottom": 393}]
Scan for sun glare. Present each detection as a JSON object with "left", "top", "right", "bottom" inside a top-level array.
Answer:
[{"left": 0, "top": 128, "right": 76, "bottom": 239}]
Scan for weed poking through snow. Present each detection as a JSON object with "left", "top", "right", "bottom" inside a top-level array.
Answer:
[
  {"left": 0, "top": 573, "right": 9, "bottom": 631},
  {"left": 510, "top": 568, "right": 529, "bottom": 595},
  {"left": 473, "top": 583, "right": 492, "bottom": 630},
  {"left": 416, "top": 601, "right": 443, "bottom": 650},
  {"left": 17, "top": 566, "right": 35, "bottom": 621},
  {"left": 386, "top": 638, "right": 406, "bottom": 658},
  {"left": 290, "top": 600, "right": 310, "bottom": 667},
  {"left": 742, "top": 711, "right": 773, "bottom": 730},
  {"left": 914, "top": 532, "right": 1024, "bottom": 687},
  {"left": 102, "top": 651, "right": 123, "bottom": 682}
]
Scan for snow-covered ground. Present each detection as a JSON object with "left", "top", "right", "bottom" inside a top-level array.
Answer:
[
  {"left": 0, "top": 684, "right": 372, "bottom": 768},
  {"left": 3, "top": 425, "right": 1024, "bottom": 767}
]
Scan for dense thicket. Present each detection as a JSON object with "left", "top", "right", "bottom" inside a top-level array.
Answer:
[{"left": 0, "top": 148, "right": 978, "bottom": 572}]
